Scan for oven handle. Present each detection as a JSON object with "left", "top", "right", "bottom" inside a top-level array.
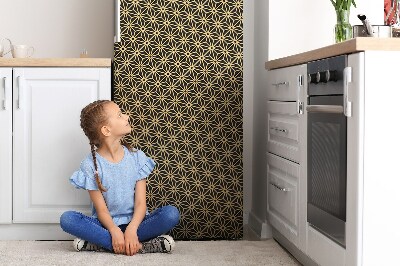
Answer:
[{"left": 306, "top": 105, "right": 343, "bottom": 114}]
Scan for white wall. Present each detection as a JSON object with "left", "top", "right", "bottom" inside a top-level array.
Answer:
[
  {"left": 248, "top": 0, "right": 271, "bottom": 238},
  {"left": 268, "top": 0, "right": 383, "bottom": 60},
  {"left": 243, "top": 0, "right": 254, "bottom": 225},
  {"left": 0, "top": 0, "right": 114, "bottom": 58}
]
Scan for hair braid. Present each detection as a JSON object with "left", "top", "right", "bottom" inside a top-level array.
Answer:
[
  {"left": 90, "top": 143, "right": 107, "bottom": 192},
  {"left": 80, "top": 100, "right": 111, "bottom": 192}
]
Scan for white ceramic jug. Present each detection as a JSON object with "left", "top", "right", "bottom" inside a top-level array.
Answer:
[{"left": 0, "top": 38, "right": 12, "bottom": 57}]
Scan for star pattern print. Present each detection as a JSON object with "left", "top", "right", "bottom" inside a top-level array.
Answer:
[{"left": 113, "top": 0, "right": 243, "bottom": 239}]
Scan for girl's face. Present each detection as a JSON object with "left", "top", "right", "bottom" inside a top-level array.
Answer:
[{"left": 102, "top": 102, "right": 131, "bottom": 137}]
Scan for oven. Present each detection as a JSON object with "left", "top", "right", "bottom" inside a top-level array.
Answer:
[{"left": 306, "top": 55, "right": 347, "bottom": 248}]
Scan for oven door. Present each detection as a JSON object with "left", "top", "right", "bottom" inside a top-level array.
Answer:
[{"left": 306, "top": 95, "right": 347, "bottom": 248}]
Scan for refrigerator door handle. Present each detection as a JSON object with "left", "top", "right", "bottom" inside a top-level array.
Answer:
[{"left": 114, "top": 0, "right": 121, "bottom": 43}]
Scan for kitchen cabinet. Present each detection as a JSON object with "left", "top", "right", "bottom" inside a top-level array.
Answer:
[
  {"left": 0, "top": 68, "right": 12, "bottom": 224},
  {"left": 267, "top": 153, "right": 299, "bottom": 244},
  {"left": 266, "top": 64, "right": 307, "bottom": 252},
  {"left": 266, "top": 38, "right": 400, "bottom": 266},
  {"left": 0, "top": 65, "right": 110, "bottom": 239}
]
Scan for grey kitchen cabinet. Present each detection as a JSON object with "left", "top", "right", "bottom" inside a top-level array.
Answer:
[
  {"left": 266, "top": 42, "right": 400, "bottom": 266},
  {"left": 266, "top": 64, "right": 307, "bottom": 252}
]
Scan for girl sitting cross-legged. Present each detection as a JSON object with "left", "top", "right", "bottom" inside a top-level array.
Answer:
[{"left": 60, "top": 100, "right": 180, "bottom": 256}]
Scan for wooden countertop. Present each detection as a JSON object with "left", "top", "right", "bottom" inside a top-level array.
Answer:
[
  {"left": 0, "top": 58, "right": 111, "bottom": 67},
  {"left": 265, "top": 37, "right": 400, "bottom": 70}
]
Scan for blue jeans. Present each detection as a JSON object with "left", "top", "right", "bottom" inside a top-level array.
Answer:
[{"left": 60, "top": 205, "right": 180, "bottom": 252}]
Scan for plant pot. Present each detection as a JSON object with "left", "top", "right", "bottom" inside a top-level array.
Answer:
[{"left": 335, "top": 10, "right": 352, "bottom": 43}]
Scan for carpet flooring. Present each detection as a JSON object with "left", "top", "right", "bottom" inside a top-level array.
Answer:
[{"left": 0, "top": 239, "right": 301, "bottom": 265}]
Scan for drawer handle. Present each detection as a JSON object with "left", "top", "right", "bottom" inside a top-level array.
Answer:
[
  {"left": 272, "top": 81, "right": 289, "bottom": 87},
  {"left": 17, "top": 76, "right": 24, "bottom": 109},
  {"left": 270, "top": 181, "right": 290, "bottom": 192},
  {"left": 270, "top": 127, "right": 288, "bottom": 133},
  {"left": 2, "top": 77, "right": 6, "bottom": 110}
]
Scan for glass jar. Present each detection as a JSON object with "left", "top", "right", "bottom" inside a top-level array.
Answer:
[{"left": 335, "top": 9, "right": 352, "bottom": 43}]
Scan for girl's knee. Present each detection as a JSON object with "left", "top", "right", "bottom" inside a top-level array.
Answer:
[
  {"left": 59, "top": 211, "right": 79, "bottom": 230},
  {"left": 164, "top": 205, "right": 180, "bottom": 226}
]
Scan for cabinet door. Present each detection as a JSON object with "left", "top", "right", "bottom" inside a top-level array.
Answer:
[
  {"left": 267, "top": 152, "right": 299, "bottom": 246},
  {"left": 0, "top": 68, "right": 12, "bottom": 224},
  {"left": 13, "top": 67, "right": 111, "bottom": 223},
  {"left": 266, "top": 64, "right": 306, "bottom": 101},
  {"left": 267, "top": 101, "right": 299, "bottom": 163}
]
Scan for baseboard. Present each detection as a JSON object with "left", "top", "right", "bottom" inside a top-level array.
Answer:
[
  {"left": 0, "top": 224, "right": 73, "bottom": 240},
  {"left": 248, "top": 211, "right": 272, "bottom": 239},
  {"left": 272, "top": 228, "right": 318, "bottom": 266}
]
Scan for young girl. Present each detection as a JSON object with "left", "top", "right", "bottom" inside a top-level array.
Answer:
[{"left": 60, "top": 100, "right": 180, "bottom": 256}]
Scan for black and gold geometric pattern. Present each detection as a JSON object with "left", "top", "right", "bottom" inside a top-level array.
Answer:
[{"left": 113, "top": 0, "right": 243, "bottom": 239}]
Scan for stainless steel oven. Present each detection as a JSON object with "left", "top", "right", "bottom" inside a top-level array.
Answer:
[{"left": 306, "top": 55, "right": 347, "bottom": 248}]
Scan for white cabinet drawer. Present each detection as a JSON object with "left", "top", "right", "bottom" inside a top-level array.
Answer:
[
  {"left": 267, "top": 153, "right": 299, "bottom": 245},
  {"left": 267, "top": 101, "right": 299, "bottom": 163},
  {"left": 266, "top": 64, "right": 306, "bottom": 101}
]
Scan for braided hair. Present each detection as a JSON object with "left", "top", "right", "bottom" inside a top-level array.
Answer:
[{"left": 80, "top": 100, "right": 132, "bottom": 192}]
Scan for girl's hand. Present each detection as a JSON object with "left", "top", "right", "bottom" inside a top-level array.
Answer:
[
  {"left": 124, "top": 227, "right": 141, "bottom": 256},
  {"left": 110, "top": 227, "right": 125, "bottom": 254}
]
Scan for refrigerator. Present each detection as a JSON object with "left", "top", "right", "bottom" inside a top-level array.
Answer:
[{"left": 112, "top": 0, "right": 243, "bottom": 240}]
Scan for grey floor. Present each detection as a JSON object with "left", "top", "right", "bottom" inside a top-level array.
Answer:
[
  {"left": 0, "top": 227, "right": 302, "bottom": 266},
  {"left": 244, "top": 225, "right": 301, "bottom": 264}
]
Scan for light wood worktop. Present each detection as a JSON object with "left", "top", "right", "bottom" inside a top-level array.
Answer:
[
  {"left": 0, "top": 58, "right": 111, "bottom": 67},
  {"left": 265, "top": 37, "right": 400, "bottom": 70}
]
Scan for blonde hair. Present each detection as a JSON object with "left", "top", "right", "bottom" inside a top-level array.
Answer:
[{"left": 80, "top": 100, "right": 132, "bottom": 192}]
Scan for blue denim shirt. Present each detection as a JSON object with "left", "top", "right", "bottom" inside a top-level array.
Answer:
[{"left": 70, "top": 146, "right": 155, "bottom": 225}]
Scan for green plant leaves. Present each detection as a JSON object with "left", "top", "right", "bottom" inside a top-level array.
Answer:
[{"left": 330, "top": 0, "right": 357, "bottom": 10}]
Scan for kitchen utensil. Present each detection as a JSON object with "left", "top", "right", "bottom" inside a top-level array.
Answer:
[
  {"left": 0, "top": 38, "right": 12, "bottom": 57},
  {"left": 357, "top": 14, "right": 374, "bottom": 36},
  {"left": 352, "top": 14, "right": 392, "bottom": 38}
]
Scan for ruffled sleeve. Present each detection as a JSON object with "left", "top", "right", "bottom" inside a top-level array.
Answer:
[
  {"left": 135, "top": 149, "right": 156, "bottom": 180},
  {"left": 70, "top": 159, "right": 99, "bottom": 190}
]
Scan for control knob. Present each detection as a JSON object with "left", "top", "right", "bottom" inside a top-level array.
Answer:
[
  {"left": 309, "top": 72, "right": 320, "bottom": 84},
  {"left": 319, "top": 70, "right": 338, "bottom": 83}
]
